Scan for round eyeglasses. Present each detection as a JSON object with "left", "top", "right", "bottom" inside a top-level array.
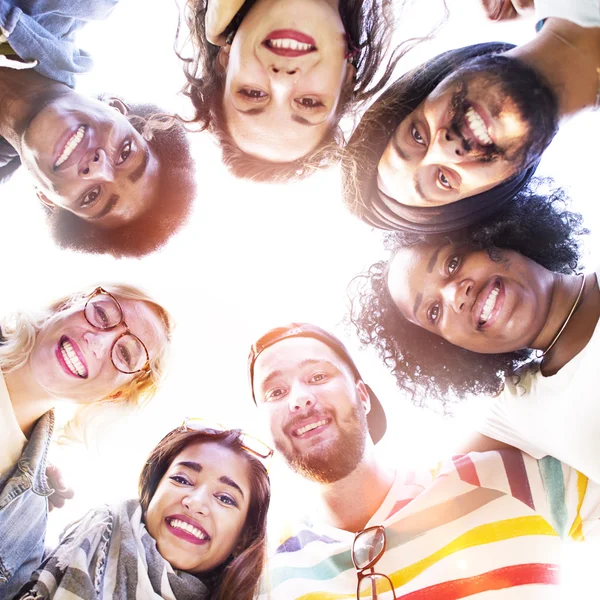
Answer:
[
  {"left": 352, "top": 526, "right": 397, "bottom": 599},
  {"left": 84, "top": 287, "right": 150, "bottom": 375}
]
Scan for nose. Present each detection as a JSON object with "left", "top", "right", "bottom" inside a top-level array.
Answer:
[
  {"left": 288, "top": 382, "right": 316, "bottom": 413},
  {"left": 79, "top": 148, "right": 113, "bottom": 181},
  {"left": 441, "top": 278, "right": 474, "bottom": 313},
  {"left": 425, "top": 129, "right": 465, "bottom": 164},
  {"left": 269, "top": 64, "right": 299, "bottom": 76},
  {"left": 82, "top": 330, "right": 117, "bottom": 360},
  {"left": 183, "top": 486, "right": 210, "bottom": 515}
]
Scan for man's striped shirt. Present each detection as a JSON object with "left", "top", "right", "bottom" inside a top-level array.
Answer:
[{"left": 262, "top": 450, "right": 600, "bottom": 599}]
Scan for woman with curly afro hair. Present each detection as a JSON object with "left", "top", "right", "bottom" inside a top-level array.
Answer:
[{"left": 349, "top": 181, "right": 600, "bottom": 482}]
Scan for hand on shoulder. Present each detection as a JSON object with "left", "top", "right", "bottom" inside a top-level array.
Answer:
[{"left": 481, "top": 0, "right": 535, "bottom": 21}]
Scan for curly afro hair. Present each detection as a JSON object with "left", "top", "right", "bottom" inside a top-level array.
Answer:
[
  {"left": 348, "top": 179, "right": 588, "bottom": 410},
  {"left": 45, "top": 100, "right": 196, "bottom": 258}
]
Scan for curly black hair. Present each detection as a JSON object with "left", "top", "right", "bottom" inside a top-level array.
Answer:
[
  {"left": 45, "top": 100, "right": 196, "bottom": 258},
  {"left": 179, "top": 0, "right": 408, "bottom": 182},
  {"left": 348, "top": 179, "right": 588, "bottom": 410}
]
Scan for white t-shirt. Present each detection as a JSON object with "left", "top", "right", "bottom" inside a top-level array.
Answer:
[
  {"left": 536, "top": 0, "right": 600, "bottom": 28},
  {"left": 478, "top": 270, "right": 600, "bottom": 483}
]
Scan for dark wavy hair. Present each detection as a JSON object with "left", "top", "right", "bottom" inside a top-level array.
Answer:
[
  {"left": 348, "top": 180, "right": 588, "bottom": 409},
  {"left": 180, "top": 0, "right": 406, "bottom": 182},
  {"left": 139, "top": 427, "right": 271, "bottom": 600},
  {"left": 341, "top": 42, "right": 558, "bottom": 224},
  {"left": 45, "top": 100, "right": 196, "bottom": 258}
]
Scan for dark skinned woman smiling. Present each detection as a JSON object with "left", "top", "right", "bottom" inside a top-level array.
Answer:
[{"left": 349, "top": 186, "right": 600, "bottom": 483}]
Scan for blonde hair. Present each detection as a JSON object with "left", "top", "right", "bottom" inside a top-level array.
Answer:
[{"left": 0, "top": 283, "right": 174, "bottom": 444}]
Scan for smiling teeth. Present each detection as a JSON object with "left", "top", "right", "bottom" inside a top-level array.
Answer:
[
  {"left": 465, "top": 107, "right": 493, "bottom": 146},
  {"left": 55, "top": 125, "right": 85, "bottom": 167},
  {"left": 480, "top": 283, "right": 500, "bottom": 324},
  {"left": 296, "top": 419, "right": 328, "bottom": 436},
  {"left": 268, "top": 39, "right": 314, "bottom": 51},
  {"left": 168, "top": 519, "right": 209, "bottom": 541},
  {"left": 60, "top": 339, "right": 87, "bottom": 377}
]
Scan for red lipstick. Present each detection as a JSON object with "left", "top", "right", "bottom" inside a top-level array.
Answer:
[
  {"left": 165, "top": 515, "right": 210, "bottom": 546},
  {"left": 263, "top": 29, "right": 317, "bottom": 57}
]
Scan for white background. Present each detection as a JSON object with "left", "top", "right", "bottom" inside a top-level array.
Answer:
[{"left": 3, "top": 0, "right": 598, "bottom": 594}]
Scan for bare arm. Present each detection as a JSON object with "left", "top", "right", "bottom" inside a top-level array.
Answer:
[{"left": 455, "top": 432, "right": 515, "bottom": 455}]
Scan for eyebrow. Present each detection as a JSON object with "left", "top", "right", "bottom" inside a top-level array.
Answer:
[
  {"left": 177, "top": 460, "right": 202, "bottom": 472},
  {"left": 414, "top": 175, "right": 427, "bottom": 201},
  {"left": 291, "top": 114, "right": 319, "bottom": 126},
  {"left": 88, "top": 193, "right": 119, "bottom": 220},
  {"left": 220, "top": 476, "right": 245, "bottom": 499},
  {"left": 412, "top": 292, "right": 423, "bottom": 320},
  {"left": 427, "top": 245, "right": 443, "bottom": 273},
  {"left": 391, "top": 135, "right": 410, "bottom": 162},
  {"left": 235, "top": 106, "right": 266, "bottom": 116},
  {"left": 412, "top": 245, "right": 444, "bottom": 319},
  {"left": 261, "top": 358, "right": 336, "bottom": 392},
  {"left": 128, "top": 147, "right": 149, "bottom": 183},
  {"left": 175, "top": 461, "right": 245, "bottom": 498},
  {"left": 235, "top": 106, "right": 319, "bottom": 127}
]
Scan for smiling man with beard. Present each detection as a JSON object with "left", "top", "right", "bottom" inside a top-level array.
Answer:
[
  {"left": 0, "top": 1, "right": 196, "bottom": 257},
  {"left": 342, "top": 4, "right": 600, "bottom": 234},
  {"left": 249, "top": 323, "right": 600, "bottom": 599}
]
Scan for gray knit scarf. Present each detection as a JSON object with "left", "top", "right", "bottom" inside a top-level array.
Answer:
[{"left": 17, "top": 499, "right": 211, "bottom": 600}]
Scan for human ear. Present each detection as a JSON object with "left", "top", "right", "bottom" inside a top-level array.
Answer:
[
  {"left": 104, "top": 97, "right": 129, "bottom": 116},
  {"left": 36, "top": 189, "right": 56, "bottom": 210},
  {"left": 356, "top": 380, "right": 371, "bottom": 414},
  {"left": 217, "top": 45, "right": 231, "bottom": 73},
  {"left": 343, "top": 62, "right": 357, "bottom": 89}
]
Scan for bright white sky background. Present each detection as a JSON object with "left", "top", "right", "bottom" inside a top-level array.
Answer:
[{"left": 3, "top": 0, "right": 599, "bottom": 594}]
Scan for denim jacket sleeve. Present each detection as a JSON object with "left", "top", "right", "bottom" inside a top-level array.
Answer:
[
  {"left": 0, "top": 411, "right": 54, "bottom": 600},
  {"left": 0, "top": 0, "right": 120, "bottom": 87}
]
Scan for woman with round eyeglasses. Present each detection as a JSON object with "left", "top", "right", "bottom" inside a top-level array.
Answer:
[
  {"left": 17, "top": 422, "right": 272, "bottom": 600},
  {"left": 0, "top": 284, "right": 173, "bottom": 599},
  {"left": 182, "top": 0, "right": 401, "bottom": 182},
  {"left": 349, "top": 190, "right": 600, "bottom": 483}
]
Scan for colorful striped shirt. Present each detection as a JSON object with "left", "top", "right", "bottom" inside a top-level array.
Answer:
[{"left": 262, "top": 450, "right": 600, "bottom": 599}]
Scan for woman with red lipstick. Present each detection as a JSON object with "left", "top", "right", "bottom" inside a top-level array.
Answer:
[
  {"left": 349, "top": 190, "right": 600, "bottom": 483},
  {"left": 18, "top": 423, "right": 271, "bottom": 600},
  {"left": 181, "top": 0, "right": 401, "bottom": 181},
  {"left": 0, "top": 283, "right": 173, "bottom": 599}
]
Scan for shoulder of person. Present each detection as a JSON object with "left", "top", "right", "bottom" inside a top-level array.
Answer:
[
  {"left": 503, "top": 360, "right": 541, "bottom": 396},
  {"left": 205, "top": 0, "right": 246, "bottom": 45}
]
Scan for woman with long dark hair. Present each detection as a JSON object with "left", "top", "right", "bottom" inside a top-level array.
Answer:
[
  {"left": 18, "top": 422, "right": 272, "bottom": 600},
  {"left": 340, "top": 42, "right": 554, "bottom": 233},
  {"left": 181, "top": 0, "right": 401, "bottom": 182},
  {"left": 342, "top": 10, "right": 600, "bottom": 234},
  {"left": 349, "top": 187, "right": 600, "bottom": 482}
]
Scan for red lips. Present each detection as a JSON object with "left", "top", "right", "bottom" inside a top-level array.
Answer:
[
  {"left": 166, "top": 514, "right": 210, "bottom": 546},
  {"left": 263, "top": 29, "right": 317, "bottom": 58}
]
